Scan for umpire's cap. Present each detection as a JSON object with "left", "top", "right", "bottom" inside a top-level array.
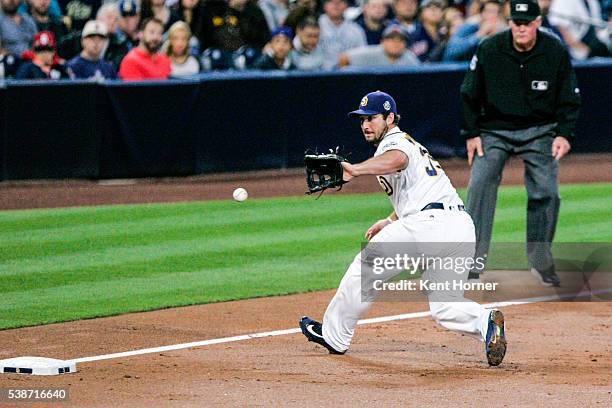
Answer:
[
  {"left": 509, "top": 0, "right": 540, "bottom": 22},
  {"left": 348, "top": 91, "right": 397, "bottom": 117}
]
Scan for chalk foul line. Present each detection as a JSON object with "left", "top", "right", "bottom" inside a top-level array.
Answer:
[{"left": 67, "top": 288, "right": 612, "bottom": 365}]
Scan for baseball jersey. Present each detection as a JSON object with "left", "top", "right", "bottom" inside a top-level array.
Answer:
[{"left": 374, "top": 127, "right": 463, "bottom": 217}]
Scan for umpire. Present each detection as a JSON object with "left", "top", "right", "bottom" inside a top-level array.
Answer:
[{"left": 460, "top": 0, "right": 581, "bottom": 287}]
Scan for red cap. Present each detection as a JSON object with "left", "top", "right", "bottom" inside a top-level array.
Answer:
[{"left": 33, "top": 31, "right": 57, "bottom": 51}]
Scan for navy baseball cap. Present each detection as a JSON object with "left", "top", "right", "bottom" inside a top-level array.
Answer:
[{"left": 348, "top": 91, "right": 397, "bottom": 117}]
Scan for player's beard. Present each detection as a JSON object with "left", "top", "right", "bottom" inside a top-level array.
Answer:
[{"left": 367, "top": 123, "right": 389, "bottom": 146}]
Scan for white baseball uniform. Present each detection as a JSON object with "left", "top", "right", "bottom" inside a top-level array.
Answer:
[{"left": 321, "top": 127, "right": 491, "bottom": 353}]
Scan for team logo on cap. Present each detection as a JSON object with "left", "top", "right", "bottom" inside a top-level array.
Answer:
[
  {"left": 40, "top": 33, "right": 50, "bottom": 45},
  {"left": 360, "top": 96, "right": 368, "bottom": 107},
  {"left": 515, "top": 3, "right": 528, "bottom": 12},
  {"left": 383, "top": 101, "right": 391, "bottom": 111}
]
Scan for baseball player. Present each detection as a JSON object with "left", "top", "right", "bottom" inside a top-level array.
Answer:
[{"left": 300, "top": 91, "right": 507, "bottom": 366}]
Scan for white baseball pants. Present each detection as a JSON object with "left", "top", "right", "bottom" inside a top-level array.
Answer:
[{"left": 322, "top": 209, "right": 491, "bottom": 353}]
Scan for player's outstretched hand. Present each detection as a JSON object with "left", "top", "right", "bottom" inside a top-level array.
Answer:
[
  {"left": 552, "top": 136, "right": 571, "bottom": 160},
  {"left": 365, "top": 218, "right": 392, "bottom": 241},
  {"left": 341, "top": 162, "right": 356, "bottom": 182},
  {"left": 466, "top": 136, "right": 484, "bottom": 166}
]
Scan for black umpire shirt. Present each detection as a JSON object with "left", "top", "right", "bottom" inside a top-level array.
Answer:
[{"left": 460, "top": 29, "right": 581, "bottom": 141}]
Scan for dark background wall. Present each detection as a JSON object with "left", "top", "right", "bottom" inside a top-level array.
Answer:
[{"left": 1, "top": 61, "right": 610, "bottom": 181}]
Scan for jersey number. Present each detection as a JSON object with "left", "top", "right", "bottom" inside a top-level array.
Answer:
[
  {"left": 377, "top": 176, "right": 394, "bottom": 196},
  {"left": 404, "top": 134, "right": 443, "bottom": 177},
  {"left": 420, "top": 147, "right": 442, "bottom": 176}
]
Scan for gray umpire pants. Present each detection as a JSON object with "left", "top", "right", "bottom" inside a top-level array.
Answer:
[{"left": 467, "top": 123, "right": 560, "bottom": 274}]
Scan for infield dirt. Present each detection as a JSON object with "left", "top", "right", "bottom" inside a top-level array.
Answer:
[{"left": 0, "top": 285, "right": 610, "bottom": 407}]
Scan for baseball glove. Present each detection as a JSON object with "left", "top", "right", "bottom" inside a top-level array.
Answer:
[{"left": 304, "top": 149, "right": 348, "bottom": 195}]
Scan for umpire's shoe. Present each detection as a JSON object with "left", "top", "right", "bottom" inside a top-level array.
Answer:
[
  {"left": 300, "top": 317, "right": 345, "bottom": 355},
  {"left": 530, "top": 267, "right": 561, "bottom": 287},
  {"left": 485, "top": 310, "right": 507, "bottom": 366}
]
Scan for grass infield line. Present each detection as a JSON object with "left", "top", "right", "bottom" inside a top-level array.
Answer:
[{"left": 66, "top": 289, "right": 612, "bottom": 365}]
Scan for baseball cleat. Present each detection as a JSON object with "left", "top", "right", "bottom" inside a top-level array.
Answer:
[
  {"left": 485, "top": 310, "right": 507, "bottom": 366},
  {"left": 299, "top": 316, "right": 345, "bottom": 355},
  {"left": 530, "top": 268, "right": 561, "bottom": 287}
]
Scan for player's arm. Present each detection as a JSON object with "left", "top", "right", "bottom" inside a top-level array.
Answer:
[
  {"left": 365, "top": 211, "right": 397, "bottom": 241},
  {"left": 341, "top": 150, "right": 408, "bottom": 182}
]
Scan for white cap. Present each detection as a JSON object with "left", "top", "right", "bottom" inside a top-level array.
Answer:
[{"left": 82, "top": 20, "right": 109, "bottom": 38}]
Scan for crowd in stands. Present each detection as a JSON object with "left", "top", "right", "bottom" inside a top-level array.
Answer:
[{"left": 0, "top": 0, "right": 611, "bottom": 80}]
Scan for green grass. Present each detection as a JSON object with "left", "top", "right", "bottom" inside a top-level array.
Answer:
[{"left": 1, "top": 183, "right": 610, "bottom": 329}]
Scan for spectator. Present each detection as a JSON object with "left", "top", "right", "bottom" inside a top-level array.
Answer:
[
  {"left": 338, "top": 23, "right": 420, "bottom": 67},
  {"left": 260, "top": 0, "right": 289, "bottom": 31},
  {"left": 284, "top": 0, "right": 317, "bottom": 32},
  {"left": 389, "top": 0, "right": 419, "bottom": 35},
  {"left": 58, "top": 0, "right": 102, "bottom": 31},
  {"left": 95, "top": 3, "right": 130, "bottom": 69},
  {"left": 117, "top": 0, "right": 140, "bottom": 49},
  {"left": 442, "top": 5, "right": 466, "bottom": 37},
  {"left": 0, "top": 0, "right": 38, "bottom": 56},
  {"left": 119, "top": 17, "right": 171, "bottom": 80},
  {"left": 253, "top": 25, "right": 296, "bottom": 69},
  {"left": 59, "top": 3, "right": 130, "bottom": 69},
  {"left": 200, "top": 0, "right": 270, "bottom": 52},
  {"left": 407, "top": 0, "right": 445, "bottom": 62},
  {"left": 318, "top": 0, "right": 367, "bottom": 69},
  {"left": 96, "top": 3, "right": 120, "bottom": 36},
  {"left": 427, "top": 5, "right": 465, "bottom": 61},
  {"left": 163, "top": 21, "right": 200, "bottom": 76},
  {"left": 290, "top": 15, "right": 325, "bottom": 70},
  {"left": 354, "top": 0, "right": 390, "bottom": 45},
  {"left": 536, "top": 0, "right": 563, "bottom": 41},
  {"left": 141, "top": 0, "right": 180, "bottom": 32},
  {"left": 170, "top": 0, "right": 204, "bottom": 54},
  {"left": 15, "top": 30, "right": 69, "bottom": 78},
  {"left": 549, "top": 0, "right": 611, "bottom": 59},
  {"left": 19, "top": 0, "right": 61, "bottom": 18},
  {"left": 464, "top": 0, "right": 484, "bottom": 20},
  {"left": 443, "top": 0, "right": 506, "bottom": 61},
  {"left": 66, "top": 20, "right": 116, "bottom": 79},
  {"left": 25, "top": 0, "right": 69, "bottom": 44}
]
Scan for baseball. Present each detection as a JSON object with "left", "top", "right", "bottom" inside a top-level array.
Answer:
[{"left": 232, "top": 187, "right": 248, "bottom": 202}]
